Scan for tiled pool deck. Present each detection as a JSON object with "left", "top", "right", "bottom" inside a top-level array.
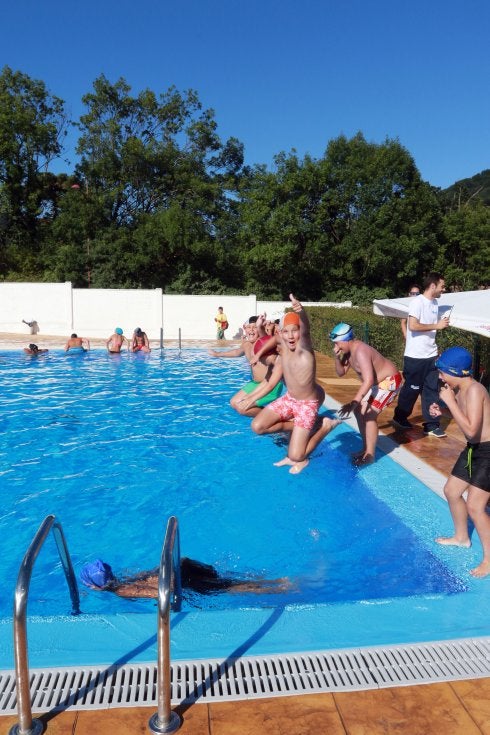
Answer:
[{"left": 2, "top": 336, "right": 490, "bottom": 734}]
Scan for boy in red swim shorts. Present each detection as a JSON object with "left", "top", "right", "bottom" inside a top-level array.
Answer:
[{"left": 330, "top": 322, "right": 402, "bottom": 466}]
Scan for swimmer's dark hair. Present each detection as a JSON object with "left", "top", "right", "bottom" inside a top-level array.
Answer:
[
  {"left": 180, "top": 558, "right": 247, "bottom": 594},
  {"left": 28, "top": 343, "right": 38, "bottom": 352},
  {"left": 71, "top": 333, "right": 77, "bottom": 338}
]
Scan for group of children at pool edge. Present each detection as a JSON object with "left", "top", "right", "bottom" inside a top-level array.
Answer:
[
  {"left": 209, "top": 291, "right": 404, "bottom": 475},
  {"left": 208, "top": 292, "right": 490, "bottom": 580},
  {"left": 24, "top": 327, "right": 151, "bottom": 354}
]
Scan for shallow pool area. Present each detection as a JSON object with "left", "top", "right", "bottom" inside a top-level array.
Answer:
[{"left": 0, "top": 348, "right": 489, "bottom": 670}]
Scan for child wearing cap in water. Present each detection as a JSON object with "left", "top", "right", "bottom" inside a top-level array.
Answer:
[
  {"left": 330, "top": 323, "right": 402, "bottom": 466},
  {"left": 430, "top": 347, "right": 490, "bottom": 578},
  {"left": 80, "top": 557, "right": 293, "bottom": 599},
  {"left": 106, "top": 327, "right": 129, "bottom": 353},
  {"left": 247, "top": 294, "right": 340, "bottom": 474}
]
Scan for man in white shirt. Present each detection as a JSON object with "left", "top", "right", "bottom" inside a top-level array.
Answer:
[{"left": 392, "top": 272, "right": 449, "bottom": 437}]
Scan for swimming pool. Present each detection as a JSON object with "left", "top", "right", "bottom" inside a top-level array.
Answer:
[{"left": 0, "top": 349, "right": 487, "bottom": 669}]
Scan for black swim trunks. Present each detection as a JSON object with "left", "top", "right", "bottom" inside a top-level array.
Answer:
[{"left": 451, "top": 441, "right": 490, "bottom": 492}]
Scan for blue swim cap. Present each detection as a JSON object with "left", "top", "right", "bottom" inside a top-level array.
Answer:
[
  {"left": 329, "top": 323, "right": 354, "bottom": 342},
  {"left": 435, "top": 347, "right": 472, "bottom": 377},
  {"left": 115, "top": 327, "right": 123, "bottom": 335},
  {"left": 80, "top": 559, "right": 115, "bottom": 589}
]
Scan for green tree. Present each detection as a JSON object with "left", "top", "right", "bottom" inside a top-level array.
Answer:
[
  {"left": 238, "top": 153, "right": 331, "bottom": 298},
  {"left": 439, "top": 201, "right": 490, "bottom": 289},
  {"left": 318, "top": 134, "right": 443, "bottom": 297},
  {"left": 52, "top": 75, "right": 245, "bottom": 289},
  {"left": 237, "top": 134, "right": 443, "bottom": 300},
  {"left": 0, "top": 66, "right": 68, "bottom": 277}
]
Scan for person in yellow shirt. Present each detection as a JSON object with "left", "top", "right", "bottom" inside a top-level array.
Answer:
[{"left": 214, "top": 306, "right": 228, "bottom": 339}]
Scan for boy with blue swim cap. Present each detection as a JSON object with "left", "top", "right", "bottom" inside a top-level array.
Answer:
[
  {"left": 330, "top": 322, "right": 402, "bottom": 466},
  {"left": 106, "top": 327, "right": 129, "bottom": 353},
  {"left": 329, "top": 322, "right": 354, "bottom": 342},
  {"left": 431, "top": 347, "right": 490, "bottom": 577}
]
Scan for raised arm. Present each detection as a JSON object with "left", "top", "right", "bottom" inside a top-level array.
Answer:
[
  {"left": 208, "top": 346, "right": 245, "bottom": 358},
  {"left": 255, "top": 312, "right": 267, "bottom": 337},
  {"left": 289, "top": 293, "right": 313, "bottom": 351}
]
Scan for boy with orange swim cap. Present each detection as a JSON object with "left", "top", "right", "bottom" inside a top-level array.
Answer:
[{"left": 246, "top": 293, "right": 340, "bottom": 474}]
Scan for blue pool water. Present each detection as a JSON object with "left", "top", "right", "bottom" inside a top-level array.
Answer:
[{"left": 0, "top": 348, "right": 487, "bottom": 668}]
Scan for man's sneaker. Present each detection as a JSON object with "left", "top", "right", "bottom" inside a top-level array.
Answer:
[
  {"left": 424, "top": 427, "right": 447, "bottom": 438},
  {"left": 391, "top": 417, "right": 413, "bottom": 430}
]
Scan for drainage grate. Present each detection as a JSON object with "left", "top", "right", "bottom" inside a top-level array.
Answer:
[{"left": 2, "top": 637, "right": 490, "bottom": 714}]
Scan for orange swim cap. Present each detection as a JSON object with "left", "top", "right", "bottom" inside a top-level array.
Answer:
[{"left": 283, "top": 312, "right": 300, "bottom": 327}]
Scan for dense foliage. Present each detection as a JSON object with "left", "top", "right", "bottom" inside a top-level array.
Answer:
[{"left": 1, "top": 66, "right": 489, "bottom": 300}]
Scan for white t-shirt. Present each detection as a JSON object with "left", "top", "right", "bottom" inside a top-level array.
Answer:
[{"left": 404, "top": 295, "right": 439, "bottom": 358}]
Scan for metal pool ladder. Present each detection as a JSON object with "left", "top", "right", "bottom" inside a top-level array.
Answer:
[
  {"left": 9, "top": 514, "right": 80, "bottom": 735},
  {"left": 148, "top": 515, "right": 182, "bottom": 734},
  {"left": 9, "top": 514, "right": 183, "bottom": 735}
]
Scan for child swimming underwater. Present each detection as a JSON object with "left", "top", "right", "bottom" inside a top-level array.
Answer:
[{"left": 80, "top": 557, "right": 294, "bottom": 599}]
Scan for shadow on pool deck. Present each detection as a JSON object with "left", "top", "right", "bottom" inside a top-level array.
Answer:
[{"left": 3, "top": 345, "right": 487, "bottom": 735}]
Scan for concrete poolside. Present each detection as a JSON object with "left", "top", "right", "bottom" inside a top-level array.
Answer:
[{"left": 3, "top": 340, "right": 490, "bottom": 734}]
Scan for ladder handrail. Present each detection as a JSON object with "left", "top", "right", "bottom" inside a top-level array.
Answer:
[
  {"left": 149, "top": 515, "right": 182, "bottom": 734},
  {"left": 10, "top": 514, "right": 80, "bottom": 735}
]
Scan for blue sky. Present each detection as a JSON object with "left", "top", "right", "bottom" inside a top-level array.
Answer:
[{"left": 1, "top": 0, "right": 489, "bottom": 188}]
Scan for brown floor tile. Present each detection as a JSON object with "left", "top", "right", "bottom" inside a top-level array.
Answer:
[
  {"left": 27, "top": 702, "right": 210, "bottom": 735},
  {"left": 451, "top": 679, "right": 490, "bottom": 734},
  {"left": 1, "top": 709, "right": 79, "bottom": 735},
  {"left": 209, "top": 694, "right": 346, "bottom": 735},
  {"left": 334, "top": 684, "right": 483, "bottom": 735}
]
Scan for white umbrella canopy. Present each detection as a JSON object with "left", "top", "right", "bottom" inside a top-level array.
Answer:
[{"left": 373, "top": 290, "right": 490, "bottom": 339}]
